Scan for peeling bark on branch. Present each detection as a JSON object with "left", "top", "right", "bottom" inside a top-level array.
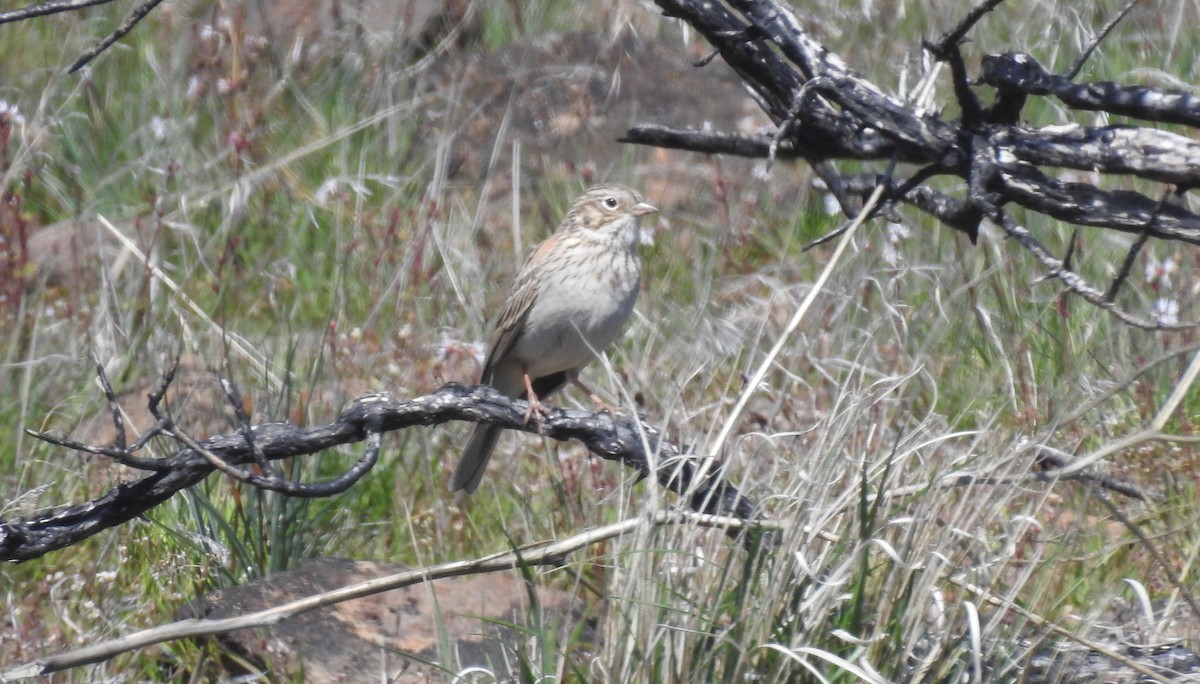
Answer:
[{"left": 996, "top": 125, "right": 1200, "bottom": 186}]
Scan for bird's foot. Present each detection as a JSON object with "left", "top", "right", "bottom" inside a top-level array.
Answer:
[
  {"left": 589, "top": 396, "right": 621, "bottom": 415},
  {"left": 521, "top": 372, "right": 551, "bottom": 430},
  {"left": 522, "top": 394, "right": 551, "bottom": 425}
]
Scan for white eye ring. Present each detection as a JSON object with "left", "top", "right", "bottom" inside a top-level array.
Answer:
[{"left": 603, "top": 196, "right": 619, "bottom": 209}]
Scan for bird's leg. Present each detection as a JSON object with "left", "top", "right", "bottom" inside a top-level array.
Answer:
[
  {"left": 522, "top": 371, "right": 549, "bottom": 426},
  {"left": 571, "top": 374, "right": 619, "bottom": 414}
]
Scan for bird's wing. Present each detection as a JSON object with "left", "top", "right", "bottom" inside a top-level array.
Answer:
[
  {"left": 481, "top": 283, "right": 535, "bottom": 383},
  {"left": 480, "top": 238, "right": 557, "bottom": 383}
]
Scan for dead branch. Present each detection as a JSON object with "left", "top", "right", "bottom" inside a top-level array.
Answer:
[
  {"left": 632, "top": 0, "right": 1200, "bottom": 328},
  {"left": 68, "top": 0, "right": 165, "bottom": 73},
  {"left": 0, "top": 0, "right": 162, "bottom": 73},
  {"left": 0, "top": 0, "right": 116, "bottom": 24},
  {"left": 0, "top": 364, "right": 764, "bottom": 563},
  {"left": 980, "top": 52, "right": 1200, "bottom": 128}
]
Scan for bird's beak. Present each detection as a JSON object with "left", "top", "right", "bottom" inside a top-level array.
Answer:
[{"left": 632, "top": 202, "right": 658, "bottom": 217}]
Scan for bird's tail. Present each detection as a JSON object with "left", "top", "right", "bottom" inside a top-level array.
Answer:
[{"left": 449, "top": 424, "right": 501, "bottom": 494}]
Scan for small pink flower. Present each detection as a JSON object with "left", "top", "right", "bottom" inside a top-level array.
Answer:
[{"left": 227, "top": 131, "right": 250, "bottom": 152}]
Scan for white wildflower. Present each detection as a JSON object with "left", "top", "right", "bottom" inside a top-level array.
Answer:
[
  {"left": 185, "top": 75, "right": 204, "bottom": 100},
  {"left": 1144, "top": 255, "right": 1178, "bottom": 289},
  {"left": 315, "top": 178, "right": 341, "bottom": 205},
  {"left": 0, "top": 100, "right": 25, "bottom": 126},
  {"left": 149, "top": 116, "right": 168, "bottom": 141},
  {"left": 1153, "top": 298, "right": 1179, "bottom": 326}
]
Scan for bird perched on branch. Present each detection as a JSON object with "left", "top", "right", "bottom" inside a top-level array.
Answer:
[{"left": 450, "top": 183, "right": 657, "bottom": 493}]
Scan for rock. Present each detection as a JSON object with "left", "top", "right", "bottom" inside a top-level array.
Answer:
[{"left": 187, "top": 557, "right": 591, "bottom": 682}]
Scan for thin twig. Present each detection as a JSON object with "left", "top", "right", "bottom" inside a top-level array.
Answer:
[
  {"left": 217, "top": 375, "right": 280, "bottom": 480},
  {"left": 0, "top": 0, "right": 114, "bottom": 24},
  {"left": 1087, "top": 483, "right": 1200, "bottom": 622},
  {"left": 930, "top": 0, "right": 1008, "bottom": 56},
  {"left": 1063, "top": 0, "right": 1143, "bottom": 80},
  {"left": 171, "top": 401, "right": 384, "bottom": 498},
  {"left": 92, "top": 353, "right": 127, "bottom": 451},
  {"left": 865, "top": 448, "right": 1149, "bottom": 504},
  {"left": 990, "top": 209, "right": 1192, "bottom": 330},
  {"left": 1104, "top": 229, "right": 1151, "bottom": 302},
  {"left": 23, "top": 429, "right": 172, "bottom": 470},
  {"left": 1033, "top": 449, "right": 1147, "bottom": 501},
  {"left": 1105, "top": 186, "right": 1176, "bottom": 301},
  {"left": 801, "top": 218, "right": 853, "bottom": 251},
  {"left": 68, "top": 0, "right": 166, "bottom": 73}
]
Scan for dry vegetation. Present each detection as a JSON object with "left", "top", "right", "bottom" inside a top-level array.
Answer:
[{"left": 2, "top": 0, "right": 1199, "bottom": 681}]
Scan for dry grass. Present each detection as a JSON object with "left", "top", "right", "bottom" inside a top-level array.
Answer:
[{"left": 2, "top": 0, "right": 1199, "bottom": 680}]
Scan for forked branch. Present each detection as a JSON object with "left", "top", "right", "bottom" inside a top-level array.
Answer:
[
  {"left": 1, "top": 362, "right": 763, "bottom": 563},
  {"left": 630, "top": 0, "right": 1200, "bottom": 329}
]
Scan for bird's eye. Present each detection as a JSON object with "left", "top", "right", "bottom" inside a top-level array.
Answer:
[{"left": 603, "top": 196, "right": 619, "bottom": 209}]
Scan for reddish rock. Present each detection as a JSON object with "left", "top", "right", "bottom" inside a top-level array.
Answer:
[{"left": 188, "top": 557, "right": 590, "bottom": 682}]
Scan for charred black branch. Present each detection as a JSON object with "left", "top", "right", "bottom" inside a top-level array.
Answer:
[
  {"left": 994, "top": 125, "right": 1200, "bottom": 186},
  {"left": 656, "top": 0, "right": 802, "bottom": 122},
  {"left": 986, "top": 208, "right": 1188, "bottom": 330},
  {"left": 2, "top": 383, "right": 763, "bottom": 563},
  {"left": 836, "top": 174, "right": 981, "bottom": 240},
  {"left": 0, "top": 0, "right": 166, "bottom": 72},
  {"left": 1062, "top": 0, "right": 1142, "bottom": 80},
  {"left": 627, "top": 0, "right": 1200, "bottom": 326},
  {"left": 68, "top": 0, "right": 165, "bottom": 73},
  {"left": 929, "top": 0, "right": 1007, "bottom": 59},
  {"left": 0, "top": 0, "right": 116, "bottom": 24},
  {"left": 619, "top": 126, "right": 795, "bottom": 159},
  {"left": 996, "top": 162, "right": 1200, "bottom": 244},
  {"left": 800, "top": 76, "right": 956, "bottom": 161},
  {"left": 1033, "top": 450, "right": 1147, "bottom": 501},
  {"left": 981, "top": 52, "right": 1200, "bottom": 128}
]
